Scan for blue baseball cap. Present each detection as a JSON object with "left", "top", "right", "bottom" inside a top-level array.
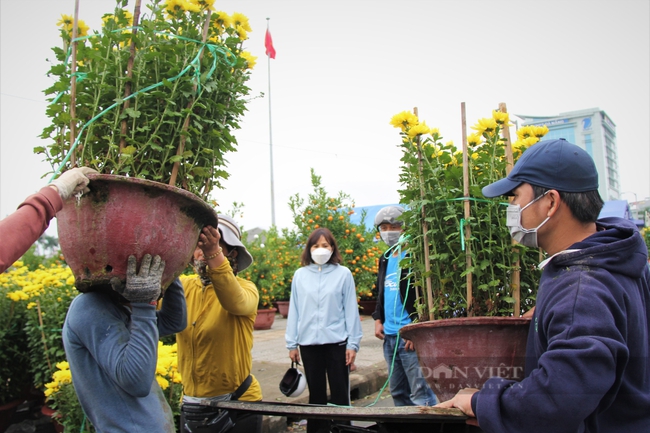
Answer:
[{"left": 482, "top": 138, "right": 599, "bottom": 197}]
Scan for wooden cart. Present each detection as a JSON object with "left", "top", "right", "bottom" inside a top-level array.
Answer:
[{"left": 207, "top": 400, "right": 482, "bottom": 433}]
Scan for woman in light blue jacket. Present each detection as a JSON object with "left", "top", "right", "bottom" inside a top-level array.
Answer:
[{"left": 285, "top": 227, "right": 362, "bottom": 433}]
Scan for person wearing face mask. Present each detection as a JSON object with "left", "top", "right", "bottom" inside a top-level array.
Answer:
[
  {"left": 371, "top": 205, "right": 438, "bottom": 407},
  {"left": 285, "top": 227, "right": 362, "bottom": 433},
  {"left": 176, "top": 214, "right": 263, "bottom": 433},
  {"left": 437, "top": 139, "right": 650, "bottom": 433}
]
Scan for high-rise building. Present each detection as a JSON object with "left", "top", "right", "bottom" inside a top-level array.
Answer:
[{"left": 516, "top": 108, "right": 619, "bottom": 201}]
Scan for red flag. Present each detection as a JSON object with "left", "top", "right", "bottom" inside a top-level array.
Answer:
[{"left": 265, "top": 28, "right": 276, "bottom": 59}]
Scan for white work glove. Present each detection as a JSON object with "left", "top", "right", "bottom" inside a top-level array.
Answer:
[
  {"left": 50, "top": 167, "right": 98, "bottom": 200},
  {"left": 110, "top": 254, "right": 165, "bottom": 304}
]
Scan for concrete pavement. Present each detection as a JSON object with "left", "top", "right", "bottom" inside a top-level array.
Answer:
[{"left": 251, "top": 314, "right": 394, "bottom": 433}]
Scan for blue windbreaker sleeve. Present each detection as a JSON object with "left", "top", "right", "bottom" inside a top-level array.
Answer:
[
  {"left": 343, "top": 269, "right": 362, "bottom": 351},
  {"left": 285, "top": 272, "right": 300, "bottom": 350},
  {"left": 157, "top": 277, "right": 187, "bottom": 337}
]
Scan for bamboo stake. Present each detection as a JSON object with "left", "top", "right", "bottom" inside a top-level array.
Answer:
[
  {"left": 69, "top": 0, "right": 80, "bottom": 167},
  {"left": 169, "top": 9, "right": 213, "bottom": 187},
  {"left": 36, "top": 300, "right": 53, "bottom": 373},
  {"left": 413, "top": 107, "right": 434, "bottom": 321},
  {"left": 500, "top": 102, "right": 521, "bottom": 316},
  {"left": 461, "top": 102, "right": 473, "bottom": 317},
  {"left": 118, "top": 0, "right": 143, "bottom": 153}
]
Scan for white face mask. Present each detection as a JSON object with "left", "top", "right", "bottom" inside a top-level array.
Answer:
[
  {"left": 311, "top": 247, "right": 332, "bottom": 265},
  {"left": 506, "top": 191, "right": 550, "bottom": 248},
  {"left": 380, "top": 230, "right": 401, "bottom": 247}
]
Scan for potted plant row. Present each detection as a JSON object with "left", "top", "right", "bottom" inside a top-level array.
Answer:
[
  {"left": 391, "top": 105, "right": 549, "bottom": 402},
  {"left": 36, "top": 0, "right": 257, "bottom": 290}
]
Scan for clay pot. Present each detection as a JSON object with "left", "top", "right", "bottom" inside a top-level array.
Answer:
[
  {"left": 358, "top": 300, "right": 377, "bottom": 316},
  {"left": 41, "top": 404, "right": 64, "bottom": 433},
  {"left": 254, "top": 308, "right": 277, "bottom": 330},
  {"left": 275, "top": 301, "right": 290, "bottom": 318},
  {"left": 57, "top": 174, "right": 217, "bottom": 292},
  {"left": 400, "top": 316, "right": 531, "bottom": 402}
]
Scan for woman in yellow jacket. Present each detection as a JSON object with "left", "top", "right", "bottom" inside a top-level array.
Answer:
[{"left": 176, "top": 214, "right": 262, "bottom": 433}]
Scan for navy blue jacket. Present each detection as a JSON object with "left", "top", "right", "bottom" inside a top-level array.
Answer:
[{"left": 472, "top": 218, "right": 650, "bottom": 432}]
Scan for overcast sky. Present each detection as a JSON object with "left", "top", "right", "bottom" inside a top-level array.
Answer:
[{"left": 1, "top": 0, "right": 649, "bottom": 235}]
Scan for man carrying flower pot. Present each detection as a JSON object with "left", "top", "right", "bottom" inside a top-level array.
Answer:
[
  {"left": 63, "top": 254, "right": 187, "bottom": 432},
  {"left": 372, "top": 205, "right": 438, "bottom": 406},
  {"left": 437, "top": 139, "right": 650, "bottom": 432},
  {"left": 0, "top": 167, "right": 96, "bottom": 272}
]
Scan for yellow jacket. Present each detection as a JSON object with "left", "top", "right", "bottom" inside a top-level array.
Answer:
[{"left": 176, "top": 260, "right": 262, "bottom": 401}]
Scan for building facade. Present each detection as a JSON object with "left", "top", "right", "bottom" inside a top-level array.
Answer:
[{"left": 516, "top": 108, "right": 620, "bottom": 201}]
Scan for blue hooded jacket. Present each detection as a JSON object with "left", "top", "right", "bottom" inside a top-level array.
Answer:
[{"left": 472, "top": 217, "right": 650, "bottom": 432}]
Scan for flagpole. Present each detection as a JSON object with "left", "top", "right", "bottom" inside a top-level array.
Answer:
[{"left": 266, "top": 18, "right": 276, "bottom": 227}]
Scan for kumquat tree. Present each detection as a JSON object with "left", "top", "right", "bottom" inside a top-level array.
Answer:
[
  {"left": 288, "top": 169, "right": 381, "bottom": 302},
  {"left": 392, "top": 108, "right": 549, "bottom": 319}
]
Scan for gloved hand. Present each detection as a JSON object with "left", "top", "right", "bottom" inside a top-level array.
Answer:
[
  {"left": 50, "top": 167, "right": 98, "bottom": 200},
  {"left": 110, "top": 254, "right": 165, "bottom": 304}
]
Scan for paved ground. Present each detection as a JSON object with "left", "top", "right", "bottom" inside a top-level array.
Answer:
[{"left": 251, "top": 314, "right": 394, "bottom": 433}]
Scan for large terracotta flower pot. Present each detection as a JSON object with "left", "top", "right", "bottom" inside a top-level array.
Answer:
[
  {"left": 254, "top": 308, "right": 277, "bottom": 330},
  {"left": 358, "top": 300, "right": 377, "bottom": 316},
  {"left": 275, "top": 300, "right": 290, "bottom": 318},
  {"left": 400, "top": 316, "right": 531, "bottom": 402},
  {"left": 57, "top": 174, "right": 217, "bottom": 292}
]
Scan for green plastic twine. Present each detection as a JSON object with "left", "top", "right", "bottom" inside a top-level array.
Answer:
[{"left": 48, "top": 27, "right": 236, "bottom": 182}]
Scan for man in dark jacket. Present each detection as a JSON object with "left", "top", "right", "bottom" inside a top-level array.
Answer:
[
  {"left": 437, "top": 139, "right": 650, "bottom": 432},
  {"left": 372, "top": 205, "right": 437, "bottom": 406}
]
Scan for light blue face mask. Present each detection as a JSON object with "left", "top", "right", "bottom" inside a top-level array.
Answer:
[{"left": 506, "top": 191, "right": 550, "bottom": 248}]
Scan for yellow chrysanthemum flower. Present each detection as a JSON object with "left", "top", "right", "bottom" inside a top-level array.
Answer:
[
  {"left": 533, "top": 125, "right": 549, "bottom": 138},
  {"left": 189, "top": 0, "right": 215, "bottom": 11},
  {"left": 57, "top": 14, "right": 74, "bottom": 28},
  {"left": 156, "top": 375, "right": 170, "bottom": 390},
  {"left": 516, "top": 125, "right": 536, "bottom": 140},
  {"left": 467, "top": 132, "right": 482, "bottom": 146},
  {"left": 212, "top": 11, "right": 232, "bottom": 28},
  {"left": 52, "top": 369, "right": 72, "bottom": 385},
  {"left": 235, "top": 25, "right": 248, "bottom": 40},
  {"left": 57, "top": 14, "right": 89, "bottom": 36},
  {"left": 492, "top": 110, "right": 509, "bottom": 125},
  {"left": 390, "top": 111, "right": 419, "bottom": 132},
  {"left": 407, "top": 121, "right": 430, "bottom": 138},
  {"left": 471, "top": 153, "right": 479, "bottom": 160},
  {"left": 471, "top": 118, "right": 497, "bottom": 136},
  {"left": 231, "top": 12, "right": 251, "bottom": 32},
  {"left": 240, "top": 51, "right": 257, "bottom": 69}
]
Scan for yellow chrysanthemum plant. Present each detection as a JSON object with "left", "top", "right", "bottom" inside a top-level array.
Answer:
[
  {"left": 43, "top": 361, "right": 94, "bottom": 432},
  {"left": 391, "top": 108, "right": 548, "bottom": 319},
  {"left": 0, "top": 262, "right": 77, "bottom": 405},
  {"left": 37, "top": 0, "right": 258, "bottom": 200}
]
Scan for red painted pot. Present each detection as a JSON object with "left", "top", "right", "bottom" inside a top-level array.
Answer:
[
  {"left": 41, "top": 405, "right": 64, "bottom": 433},
  {"left": 254, "top": 308, "right": 277, "bottom": 330},
  {"left": 57, "top": 174, "right": 217, "bottom": 292},
  {"left": 275, "top": 300, "right": 290, "bottom": 318},
  {"left": 358, "top": 300, "right": 377, "bottom": 316},
  {"left": 400, "top": 316, "right": 531, "bottom": 403}
]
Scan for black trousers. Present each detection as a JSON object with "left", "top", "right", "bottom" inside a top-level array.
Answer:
[
  {"left": 300, "top": 342, "right": 350, "bottom": 433},
  {"left": 180, "top": 406, "right": 262, "bottom": 433}
]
